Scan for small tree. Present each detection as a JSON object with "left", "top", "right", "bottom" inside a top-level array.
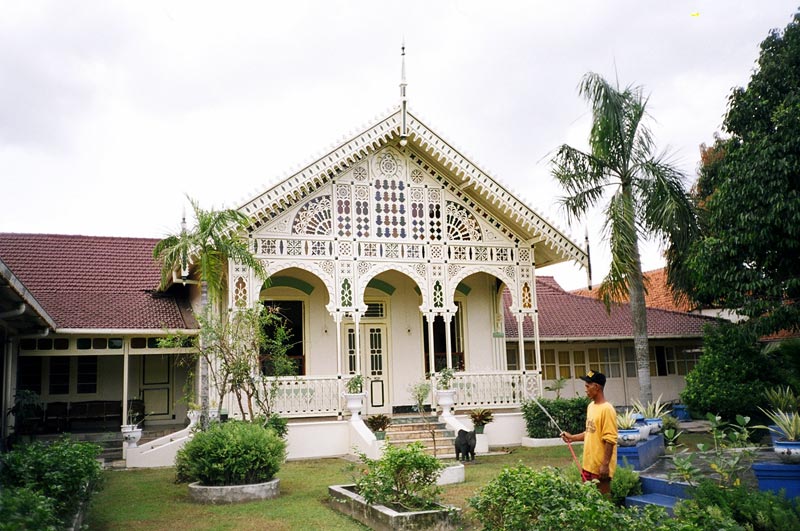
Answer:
[{"left": 409, "top": 380, "right": 439, "bottom": 457}]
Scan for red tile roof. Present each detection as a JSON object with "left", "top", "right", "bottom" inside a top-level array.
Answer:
[
  {"left": 0, "top": 233, "right": 196, "bottom": 330},
  {"left": 571, "top": 268, "right": 694, "bottom": 312},
  {"left": 505, "top": 276, "right": 714, "bottom": 340}
]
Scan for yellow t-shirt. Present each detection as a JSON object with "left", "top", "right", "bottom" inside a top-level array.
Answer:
[{"left": 582, "top": 401, "right": 618, "bottom": 477}]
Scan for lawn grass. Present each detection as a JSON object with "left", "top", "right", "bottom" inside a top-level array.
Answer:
[{"left": 87, "top": 445, "right": 576, "bottom": 530}]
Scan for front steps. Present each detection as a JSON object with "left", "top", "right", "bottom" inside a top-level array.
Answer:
[
  {"left": 384, "top": 415, "right": 456, "bottom": 458},
  {"left": 626, "top": 474, "right": 690, "bottom": 516}
]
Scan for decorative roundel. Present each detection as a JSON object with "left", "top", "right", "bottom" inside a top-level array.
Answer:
[
  {"left": 353, "top": 166, "right": 368, "bottom": 181},
  {"left": 411, "top": 168, "right": 424, "bottom": 184},
  {"left": 379, "top": 152, "right": 398, "bottom": 177}
]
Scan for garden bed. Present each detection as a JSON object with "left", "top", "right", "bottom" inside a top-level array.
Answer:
[{"left": 328, "top": 484, "right": 460, "bottom": 531}]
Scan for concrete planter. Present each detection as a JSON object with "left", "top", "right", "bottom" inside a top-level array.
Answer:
[
  {"left": 328, "top": 484, "right": 460, "bottom": 531},
  {"left": 521, "top": 436, "right": 569, "bottom": 448},
  {"left": 436, "top": 463, "right": 465, "bottom": 486},
  {"left": 188, "top": 478, "right": 280, "bottom": 504}
]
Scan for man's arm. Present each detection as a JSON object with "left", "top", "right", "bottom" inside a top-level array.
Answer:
[
  {"left": 561, "top": 431, "right": 585, "bottom": 443},
  {"left": 598, "top": 439, "right": 615, "bottom": 478}
]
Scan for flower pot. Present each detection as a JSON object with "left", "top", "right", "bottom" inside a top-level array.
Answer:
[
  {"left": 343, "top": 392, "right": 366, "bottom": 419},
  {"left": 618, "top": 428, "right": 640, "bottom": 447},
  {"left": 773, "top": 439, "right": 800, "bottom": 464},
  {"left": 374, "top": 431, "right": 386, "bottom": 440},
  {"left": 474, "top": 424, "right": 485, "bottom": 435},
  {"left": 637, "top": 425, "right": 651, "bottom": 441},
  {"left": 435, "top": 389, "right": 457, "bottom": 415},
  {"left": 121, "top": 424, "right": 142, "bottom": 448},
  {"left": 187, "top": 409, "right": 201, "bottom": 427},
  {"left": 645, "top": 417, "right": 663, "bottom": 434}
]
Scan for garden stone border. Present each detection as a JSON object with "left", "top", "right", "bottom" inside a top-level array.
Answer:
[
  {"left": 328, "top": 484, "right": 460, "bottom": 531},
  {"left": 188, "top": 478, "right": 280, "bottom": 504}
]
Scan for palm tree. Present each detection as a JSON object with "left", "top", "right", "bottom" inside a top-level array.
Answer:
[
  {"left": 152, "top": 196, "right": 267, "bottom": 305},
  {"left": 551, "top": 73, "right": 697, "bottom": 404}
]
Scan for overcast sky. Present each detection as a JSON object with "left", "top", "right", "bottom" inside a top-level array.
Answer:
[{"left": 1, "top": 1, "right": 796, "bottom": 290}]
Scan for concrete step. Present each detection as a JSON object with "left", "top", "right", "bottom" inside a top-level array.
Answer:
[
  {"left": 640, "top": 475, "right": 690, "bottom": 499},
  {"left": 626, "top": 493, "right": 681, "bottom": 516}
]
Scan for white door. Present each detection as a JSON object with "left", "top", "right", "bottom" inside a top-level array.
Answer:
[{"left": 345, "top": 324, "right": 390, "bottom": 415}]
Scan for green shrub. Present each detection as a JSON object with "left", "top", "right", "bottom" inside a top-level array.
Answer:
[
  {"left": 0, "top": 487, "right": 58, "bottom": 531},
  {"left": 355, "top": 442, "right": 444, "bottom": 511},
  {"left": 521, "top": 397, "right": 590, "bottom": 438},
  {"left": 682, "top": 479, "right": 800, "bottom": 531},
  {"left": 175, "top": 420, "right": 286, "bottom": 486},
  {"left": 262, "top": 413, "right": 289, "bottom": 439},
  {"left": 681, "top": 322, "right": 777, "bottom": 421},
  {"left": 0, "top": 437, "right": 102, "bottom": 528},
  {"left": 468, "top": 465, "right": 681, "bottom": 531},
  {"left": 610, "top": 463, "right": 642, "bottom": 507}
]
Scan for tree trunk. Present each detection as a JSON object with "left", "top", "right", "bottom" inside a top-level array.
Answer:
[{"left": 628, "top": 242, "right": 651, "bottom": 405}]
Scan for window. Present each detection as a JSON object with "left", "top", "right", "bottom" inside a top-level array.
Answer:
[
  {"left": 542, "top": 349, "right": 556, "bottom": 379},
  {"left": 649, "top": 346, "right": 672, "bottom": 377},
  {"left": 587, "top": 347, "right": 621, "bottom": 378},
  {"left": 77, "top": 356, "right": 98, "bottom": 394},
  {"left": 558, "top": 350, "right": 572, "bottom": 379},
  {"left": 17, "top": 357, "right": 42, "bottom": 394},
  {"left": 262, "top": 300, "right": 304, "bottom": 375},
  {"left": 624, "top": 347, "right": 636, "bottom": 377},
  {"left": 505, "top": 344, "right": 534, "bottom": 371},
  {"left": 49, "top": 357, "right": 70, "bottom": 395},
  {"left": 668, "top": 348, "right": 699, "bottom": 375}
]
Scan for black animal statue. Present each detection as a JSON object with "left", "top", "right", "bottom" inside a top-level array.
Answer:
[{"left": 454, "top": 429, "right": 476, "bottom": 461}]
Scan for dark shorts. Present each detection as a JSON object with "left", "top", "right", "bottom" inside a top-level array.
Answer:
[{"left": 581, "top": 469, "right": 612, "bottom": 494}]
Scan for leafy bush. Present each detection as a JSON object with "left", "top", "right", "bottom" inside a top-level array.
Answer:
[
  {"left": 262, "top": 413, "right": 289, "bottom": 439},
  {"left": 610, "top": 463, "right": 642, "bottom": 506},
  {"left": 175, "top": 420, "right": 286, "bottom": 486},
  {"left": 355, "top": 442, "right": 444, "bottom": 511},
  {"left": 681, "top": 322, "right": 777, "bottom": 421},
  {"left": 468, "top": 465, "right": 681, "bottom": 531},
  {"left": 0, "top": 487, "right": 58, "bottom": 531},
  {"left": 0, "top": 437, "right": 102, "bottom": 528},
  {"left": 681, "top": 479, "right": 800, "bottom": 531},
  {"left": 521, "top": 397, "right": 590, "bottom": 437}
]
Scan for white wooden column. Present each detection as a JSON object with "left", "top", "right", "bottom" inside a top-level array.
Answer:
[
  {"left": 353, "top": 312, "right": 362, "bottom": 375},
  {"left": 516, "top": 313, "right": 526, "bottom": 373},
  {"left": 426, "top": 311, "right": 436, "bottom": 375},
  {"left": 443, "top": 313, "right": 454, "bottom": 370},
  {"left": 532, "top": 262, "right": 543, "bottom": 397},
  {"left": 122, "top": 345, "right": 129, "bottom": 426}
]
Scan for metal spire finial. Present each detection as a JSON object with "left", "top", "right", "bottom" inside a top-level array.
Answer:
[{"left": 399, "top": 40, "right": 408, "bottom": 147}]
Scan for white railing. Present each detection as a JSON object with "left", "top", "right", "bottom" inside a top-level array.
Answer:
[
  {"left": 257, "top": 375, "right": 341, "bottom": 418},
  {"left": 447, "top": 371, "right": 538, "bottom": 409}
]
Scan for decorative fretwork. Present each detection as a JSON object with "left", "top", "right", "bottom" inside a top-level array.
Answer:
[
  {"left": 374, "top": 177, "right": 407, "bottom": 238},
  {"left": 430, "top": 245, "right": 443, "bottom": 260},
  {"left": 433, "top": 281, "right": 444, "bottom": 308},
  {"left": 234, "top": 276, "right": 247, "bottom": 308},
  {"left": 446, "top": 201, "right": 482, "bottom": 241},
  {"left": 519, "top": 248, "right": 531, "bottom": 263},
  {"left": 385, "top": 243, "right": 400, "bottom": 259},
  {"left": 432, "top": 264, "right": 443, "bottom": 277},
  {"left": 287, "top": 240, "right": 302, "bottom": 255},
  {"left": 377, "top": 151, "right": 399, "bottom": 177},
  {"left": 447, "top": 245, "right": 516, "bottom": 263},
  {"left": 311, "top": 241, "right": 327, "bottom": 256},
  {"left": 338, "top": 241, "right": 353, "bottom": 256},
  {"left": 335, "top": 185, "right": 352, "bottom": 237},
  {"left": 321, "top": 260, "right": 335, "bottom": 276},
  {"left": 522, "top": 282, "right": 532, "bottom": 309},
  {"left": 410, "top": 168, "right": 424, "bottom": 184},
  {"left": 341, "top": 278, "right": 353, "bottom": 307},
  {"left": 357, "top": 261, "right": 373, "bottom": 276},
  {"left": 427, "top": 189, "right": 442, "bottom": 241},
  {"left": 415, "top": 263, "right": 427, "bottom": 278},
  {"left": 292, "top": 196, "right": 333, "bottom": 235},
  {"left": 362, "top": 242, "right": 378, "bottom": 257},
  {"left": 353, "top": 166, "right": 368, "bottom": 182},
  {"left": 410, "top": 188, "right": 425, "bottom": 240},
  {"left": 503, "top": 266, "right": 516, "bottom": 281},
  {"left": 448, "top": 264, "right": 464, "bottom": 277}
]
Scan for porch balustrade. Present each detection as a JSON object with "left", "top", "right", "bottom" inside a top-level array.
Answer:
[
  {"left": 249, "top": 371, "right": 538, "bottom": 418},
  {"left": 446, "top": 371, "right": 538, "bottom": 409}
]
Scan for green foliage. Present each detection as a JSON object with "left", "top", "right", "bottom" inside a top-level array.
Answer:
[
  {"left": 758, "top": 408, "right": 800, "bottom": 441},
  {"left": 468, "top": 465, "right": 681, "bottom": 531},
  {"left": 261, "top": 412, "right": 289, "bottom": 439},
  {"left": 354, "top": 442, "right": 444, "bottom": 511},
  {"left": 364, "top": 414, "right": 391, "bottom": 432},
  {"left": 672, "top": 499, "right": 744, "bottom": 531},
  {"left": 175, "top": 421, "right": 286, "bottom": 486},
  {"left": 0, "top": 437, "right": 102, "bottom": 528},
  {"left": 684, "top": 479, "right": 800, "bottom": 531},
  {"left": 152, "top": 196, "right": 267, "bottom": 303},
  {"left": 676, "top": 12, "right": 800, "bottom": 337},
  {"left": 469, "top": 408, "right": 494, "bottom": 427},
  {"left": 668, "top": 413, "right": 756, "bottom": 487},
  {"left": 435, "top": 367, "right": 455, "bottom": 390},
  {"left": 763, "top": 385, "right": 800, "bottom": 413},
  {"left": 610, "top": 463, "right": 642, "bottom": 507},
  {"left": 344, "top": 374, "right": 363, "bottom": 394},
  {"left": 633, "top": 394, "right": 671, "bottom": 419},
  {"left": 617, "top": 409, "right": 638, "bottom": 429},
  {"left": 0, "top": 487, "right": 58, "bottom": 531},
  {"left": 681, "top": 322, "right": 777, "bottom": 421},
  {"left": 521, "top": 397, "right": 590, "bottom": 437}
]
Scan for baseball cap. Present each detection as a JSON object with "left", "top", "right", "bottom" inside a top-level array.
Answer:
[{"left": 579, "top": 370, "right": 606, "bottom": 387}]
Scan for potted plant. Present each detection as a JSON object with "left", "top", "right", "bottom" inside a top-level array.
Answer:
[
  {"left": 757, "top": 408, "right": 800, "bottom": 463},
  {"left": 633, "top": 394, "right": 670, "bottom": 434},
  {"left": 469, "top": 408, "right": 494, "bottom": 434},
  {"left": 617, "top": 409, "right": 640, "bottom": 447},
  {"left": 763, "top": 386, "right": 800, "bottom": 444},
  {"left": 364, "top": 414, "right": 391, "bottom": 440},
  {"left": 343, "top": 374, "right": 366, "bottom": 418}
]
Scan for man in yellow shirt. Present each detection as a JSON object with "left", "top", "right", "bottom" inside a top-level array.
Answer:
[{"left": 561, "top": 370, "right": 617, "bottom": 495}]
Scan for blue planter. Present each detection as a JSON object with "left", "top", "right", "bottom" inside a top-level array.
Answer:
[
  {"left": 752, "top": 462, "right": 800, "bottom": 499},
  {"left": 617, "top": 434, "right": 665, "bottom": 471},
  {"left": 768, "top": 425, "right": 787, "bottom": 446},
  {"left": 671, "top": 404, "right": 691, "bottom": 421}
]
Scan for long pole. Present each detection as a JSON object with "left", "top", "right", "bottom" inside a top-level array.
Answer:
[{"left": 528, "top": 394, "right": 582, "bottom": 471}]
